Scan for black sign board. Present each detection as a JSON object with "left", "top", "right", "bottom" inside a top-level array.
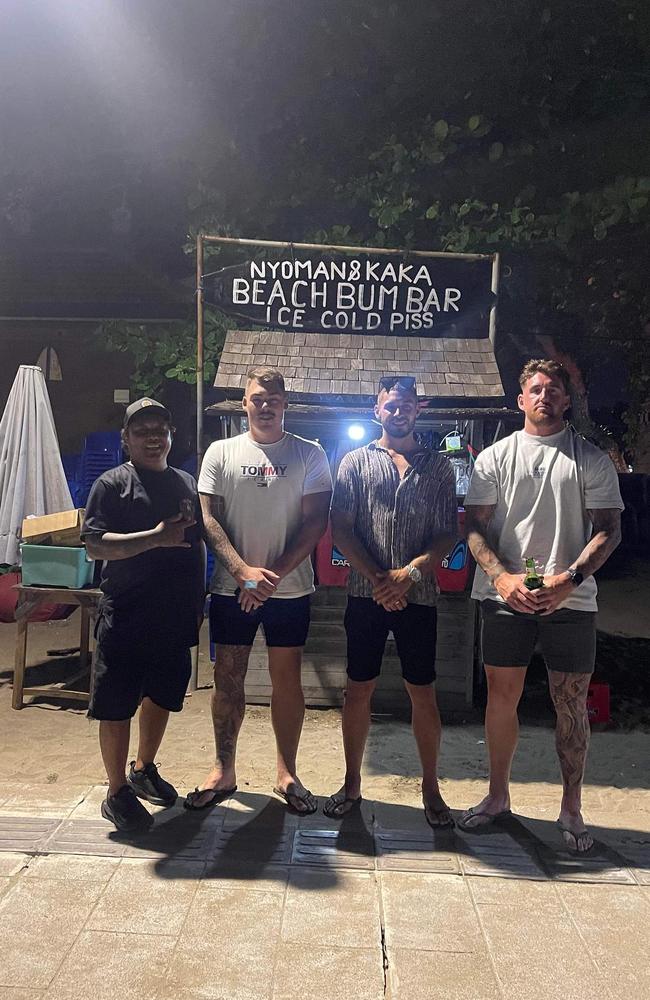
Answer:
[{"left": 202, "top": 253, "right": 495, "bottom": 338}]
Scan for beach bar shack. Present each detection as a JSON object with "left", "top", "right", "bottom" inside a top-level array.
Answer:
[{"left": 199, "top": 237, "right": 518, "bottom": 712}]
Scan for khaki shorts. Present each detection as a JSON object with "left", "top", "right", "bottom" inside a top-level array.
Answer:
[{"left": 480, "top": 599, "right": 596, "bottom": 674}]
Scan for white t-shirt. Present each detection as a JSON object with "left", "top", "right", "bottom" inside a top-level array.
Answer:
[
  {"left": 198, "top": 432, "right": 333, "bottom": 599},
  {"left": 466, "top": 427, "right": 624, "bottom": 612}
]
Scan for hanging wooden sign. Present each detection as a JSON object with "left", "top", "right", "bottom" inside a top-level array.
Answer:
[{"left": 202, "top": 252, "right": 496, "bottom": 338}]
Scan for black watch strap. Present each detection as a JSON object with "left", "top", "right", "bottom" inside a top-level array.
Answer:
[{"left": 567, "top": 568, "right": 584, "bottom": 587}]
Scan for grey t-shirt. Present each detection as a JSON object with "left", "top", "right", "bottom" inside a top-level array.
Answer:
[
  {"left": 198, "top": 432, "right": 332, "bottom": 599},
  {"left": 466, "top": 427, "right": 624, "bottom": 612}
]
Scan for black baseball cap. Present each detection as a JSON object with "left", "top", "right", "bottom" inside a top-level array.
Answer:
[{"left": 123, "top": 397, "right": 171, "bottom": 428}]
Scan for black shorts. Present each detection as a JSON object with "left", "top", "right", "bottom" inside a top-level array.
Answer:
[
  {"left": 480, "top": 599, "right": 597, "bottom": 673},
  {"left": 344, "top": 596, "right": 437, "bottom": 686},
  {"left": 89, "top": 616, "right": 192, "bottom": 721},
  {"left": 209, "top": 594, "right": 311, "bottom": 648}
]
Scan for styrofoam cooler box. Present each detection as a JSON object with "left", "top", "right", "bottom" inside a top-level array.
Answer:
[{"left": 20, "top": 544, "right": 95, "bottom": 588}]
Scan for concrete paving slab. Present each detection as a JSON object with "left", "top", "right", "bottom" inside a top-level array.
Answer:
[
  {"left": 0, "top": 853, "right": 30, "bottom": 876},
  {"left": 201, "top": 863, "right": 289, "bottom": 893},
  {"left": 44, "top": 819, "right": 128, "bottom": 857},
  {"left": 86, "top": 857, "right": 203, "bottom": 935},
  {"left": 44, "top": 929, "right": 176, "bottom": 1000},
  {"left": 612, "top": 843, "right": 650, "bottom": 884},
  {"left": 474, "top": 899, "right": 603, "bottom": 1000},
  {"left": 536, "top": 846, "right": 637, "bottom": 884},
  {"left": 0, "top": 785, "right": 91, "bottom": 818},
  {"left": 168, "top": 886, "right": 283, "bottom": 1000},
  {"left": 381, "top": 872, "right": 485, "bottom": 953},
  {"left": 386, "top": 948, "right": 502, "bottom": 1000},
  {"left": 63, "top": 784, "right": 109, "bottom": 820},
  {"left": 0, "top": 878, "right": 103, "bottom": 989},
  {"left": 0, "top": 816, "right": 60, "bottom": 853},
  {"left": 292, "top": 828, "right": 375, "bottom": 869},
  {"left": 223, "top": 790, "right": 294, "bottom": 830},
  {"left": 296, "top": 795, "right": 375, "bottom": 830},
  {"left": 22, "top": 854, "right": 119, "bottom": 882},
  {"left": 272, "top": 944, "right": 384, "bottom": 1000},
  {"left": 468, "top": 875, "right": 564, "bottom": 912},
  {"left": 281, "top": 867, "right": 381, "bottom": 949},
  {"left": 0, "top": 989, "right": 45, "bottom": 999},
  {"left": 375, "top": 827, "right": 460, "bottom": 873},
  {"left": 373, "top": 800, "right": 431, "bottom": 831},
  {"left": 121, "top": 805, "right": 222, "bottom": 861},
  {"left": 458, "top": 832, "right": 547, "bottom": 880},
  {"left": 558, "top": 883, "right": 650, "bottom": 1000}
]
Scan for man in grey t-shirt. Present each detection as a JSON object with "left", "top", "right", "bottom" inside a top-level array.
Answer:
[
  {"left": 459, "top": 359, "right": 623, "bottom": 851},
  {"left": 184, "top": 367, "right": 332, "bottom": 814}
]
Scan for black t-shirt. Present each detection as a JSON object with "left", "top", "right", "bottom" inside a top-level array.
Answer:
[{"left": 81, "top": 463, "right": 204, "bottom": 646}]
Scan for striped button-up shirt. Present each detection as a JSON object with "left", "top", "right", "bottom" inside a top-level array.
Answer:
[{"left": 331, "top": 441, "right": 457, "bottom": 606}]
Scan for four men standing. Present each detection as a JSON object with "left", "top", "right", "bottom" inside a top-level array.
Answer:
[{"left": 85, "top": 360, "right": 623, "bottom": 850}]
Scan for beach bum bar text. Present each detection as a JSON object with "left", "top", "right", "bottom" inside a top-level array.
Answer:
[{"left": 202, "top": 253, "right": 495, "bottom": 338}]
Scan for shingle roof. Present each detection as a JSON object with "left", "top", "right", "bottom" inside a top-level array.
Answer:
[{"left": 214, "top": 330, "right": 504, "bottom": 399}]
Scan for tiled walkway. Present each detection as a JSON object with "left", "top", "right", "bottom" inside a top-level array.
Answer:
[{"left": 1, "top": 786, "right": 649, "bottom": 1000}]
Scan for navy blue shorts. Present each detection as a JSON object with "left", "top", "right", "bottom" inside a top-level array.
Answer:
[
  {"left": 344, "top": 597, "right": 438, "bottom": 685},
  {"left": 209, "top": 594, "right": 311, "bottom": 648}
]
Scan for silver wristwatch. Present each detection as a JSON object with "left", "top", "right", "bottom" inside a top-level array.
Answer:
[{"left": 406, "top": 563, "right": 422, "bottom": 583}]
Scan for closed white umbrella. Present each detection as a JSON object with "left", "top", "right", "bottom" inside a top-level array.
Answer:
[{"left": 0, "top": 365, "right": 72, "bottom": 566}]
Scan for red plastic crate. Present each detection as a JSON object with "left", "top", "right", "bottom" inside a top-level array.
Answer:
[{"left": 587, "top": 683, "right": 610, "bottom": 725}]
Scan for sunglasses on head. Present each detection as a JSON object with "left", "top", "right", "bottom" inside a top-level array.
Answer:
[{"left": 379, "top": 375, "right": 417, "bottom": 393}]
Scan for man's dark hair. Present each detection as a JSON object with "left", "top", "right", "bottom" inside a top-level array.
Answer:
[{"left": 519, "top": 359, "right": 571, "bottom": 395}]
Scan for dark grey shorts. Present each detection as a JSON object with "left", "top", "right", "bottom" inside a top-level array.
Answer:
[{"left": 480, "top": 599, "right": 596, "bottom": 674}]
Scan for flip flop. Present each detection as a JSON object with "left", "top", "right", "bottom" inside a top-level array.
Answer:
[
  {"left": 557, "top": 821, "right": 594, "bottom": 853},
  {"left": 456, "top": 806, "right": 512, "bottom": 831},
  {"left": 323, "top": 792, "right": 363, "bottom": 819},
  {"left": 183, "top": 785, "right": 237, "bottom": 810},
  {"left": 272, "top": 786, "right": 318, "bottom": 815},
  {"left": 423, "top": 802, "right": 455, "bottom": 829}
]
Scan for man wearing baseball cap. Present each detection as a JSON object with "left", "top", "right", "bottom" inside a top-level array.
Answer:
[{"left": 82, "top": 398, "right": 206, "bottom": 832}]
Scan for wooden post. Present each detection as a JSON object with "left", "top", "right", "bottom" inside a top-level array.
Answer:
[
  {"left": 12, "top": 616, "right": 28, "bottom": 710},
  {"left": 196, "top": 233, "right": 205, "bottom": 473}
]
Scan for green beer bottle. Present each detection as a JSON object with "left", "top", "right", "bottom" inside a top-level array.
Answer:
[{"left": 523, "top": 557, "right": 544, "bottom": 590}]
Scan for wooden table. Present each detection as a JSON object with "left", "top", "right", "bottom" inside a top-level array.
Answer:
[{"left": 12, "top": 585, "right": 102, "bottom": 710}]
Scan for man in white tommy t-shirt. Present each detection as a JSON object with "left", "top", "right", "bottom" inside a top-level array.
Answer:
[
  {"left": 459, "top": 359, "right": 623, "bottom": 852},
  {"left": 184, "top": 367, "right": 332, "bottom": 813}
]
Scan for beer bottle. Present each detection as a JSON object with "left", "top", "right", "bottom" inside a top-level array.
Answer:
[{"left": 523, "top": 557, "right": 544, "bottom": 590}]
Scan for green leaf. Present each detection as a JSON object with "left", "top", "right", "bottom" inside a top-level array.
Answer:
[
  {"left": 458, "top": 203, "right": 471, "bottom": 217},
  {"left": 468, "top": 115, "right": 481, "bottom": 132},
  {"left": 433, "top": 119, "right": 449, "bottom": 140},
  {"left": 593, "top": 221, "right": 607, "bottom": 240},
  {"left": 488, "top": 141, "right": 504, "bottom": 162},
  {"left": 425, "top": 203, "right": 439, "bottom": 219}
]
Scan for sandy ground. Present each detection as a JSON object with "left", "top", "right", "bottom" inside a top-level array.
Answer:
[{"left": 0, "top": 603, "right": 649, "bottom": 847}]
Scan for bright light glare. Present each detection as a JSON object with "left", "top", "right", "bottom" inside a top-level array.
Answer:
[{"left": 348, "top": 424, "right": 365, "bottom": 441}]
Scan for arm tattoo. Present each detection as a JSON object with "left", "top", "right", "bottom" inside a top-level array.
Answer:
[
  {"left": 572, "top": 508, "right": 622, "bottom": 577},
  {"left": 200, "top": 494, "right": 246, "bottom": 578},
  {"left": 465, "top": 504, "right": 507, "bottom": 581}
]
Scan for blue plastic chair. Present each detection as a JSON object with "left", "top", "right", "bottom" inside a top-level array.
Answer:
[{"left": 78, "top": 431, "right": 123, "bottom": 505}]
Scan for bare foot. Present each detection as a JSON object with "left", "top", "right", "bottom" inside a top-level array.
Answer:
[
  {"left": 186, "top": 767, "right": 236, "bottom": 809},
  {"left": 274, "top": 776, "right": 317, "bottom": 814},
  {"left": 458, "top": 793, "right": 511, "bottom": 830},
  {"left": 323, "top": 785, "right": 363, "bottom": 819},
  {"left": 557, "top": 810, "right": 593, "bottom": 852},
  {"left": 423, "top": 792, "right": 454, "bottom": 828}
]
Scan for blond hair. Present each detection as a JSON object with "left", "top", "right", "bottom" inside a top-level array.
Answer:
[{"left": 245, "top": 366, "right": 286, "bottom": 394}]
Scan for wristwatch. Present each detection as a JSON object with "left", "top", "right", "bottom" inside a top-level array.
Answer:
[
  {"left": 566, "top": 567, "right": 584, "bottom": 587},
  {"left": 406, "top": 563, "right": 422, "bottom": 584}
]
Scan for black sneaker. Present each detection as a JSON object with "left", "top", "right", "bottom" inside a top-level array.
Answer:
[
  {"left": 127, "top": 761, "right": 178, "bottom": 807},
  {"left": 101, "top": 785, "right": 154, "bottom": 833}
]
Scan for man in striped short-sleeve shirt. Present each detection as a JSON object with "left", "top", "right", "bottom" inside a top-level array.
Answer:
[{"left": 324, "top": 376, "right": 458, "bottom": 827}]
